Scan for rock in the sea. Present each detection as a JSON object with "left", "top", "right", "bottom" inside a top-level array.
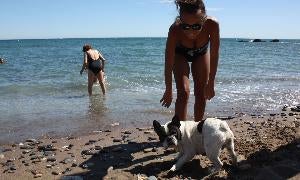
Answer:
[
  {"left": 251, "top": 39, "right": 265, "bottom": 42},
  {"left": 270, "top": 39, "right": 279, "bottom": 42}
]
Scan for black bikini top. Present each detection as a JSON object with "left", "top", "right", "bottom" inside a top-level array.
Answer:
[{"left": 175, "top": 41, "right": 209, "bottom": 58}]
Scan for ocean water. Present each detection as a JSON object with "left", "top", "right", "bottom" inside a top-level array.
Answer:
[{"left": 0, "top": 38, "right": 299, "bottom": 143}]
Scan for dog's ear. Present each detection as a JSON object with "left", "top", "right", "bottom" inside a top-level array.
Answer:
[
  {"left": 153, "top": 120, "right": 167, "bottom": 142},
  {"left": 171, "top": 115, "right": 181, "bottom": 128},
  {"left": 153, "top": 120, "right": 162, "bottom": 133}
]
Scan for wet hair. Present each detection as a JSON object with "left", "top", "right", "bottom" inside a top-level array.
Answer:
[
  {"left": 82, "top": 44, "right": 92, "bottom": 52},
  {"left": 175, "top": 0, "right": 206, "bottom": 15}
]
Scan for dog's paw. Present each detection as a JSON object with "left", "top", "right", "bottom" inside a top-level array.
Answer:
[{"left": 169, "top": 165, "right": 177, "bottom": 172}]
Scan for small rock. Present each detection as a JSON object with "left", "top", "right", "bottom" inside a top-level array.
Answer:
[
  {"left": 20, "top": 145, "right": 34, "bottom": 150},
  {"left": 95, "top": 145, "right": 103, "bottom": 150},
  {"left": 46, "top": 164, "right": 52, "bottom": 168},
  {"left": 111, "top": 122, "right": 119, "bottom": 127},
  {"left": 113, "top": 138, "right": 122, "bottom": 143},
  {"left": 26, "top": 139, "right": 37, "bottom": 143},
  {"left": 81, "top": 150, "right": 98, "bottom": 156},
  {"left": 52, "top": 171, "right": 60, "bottom": 175},
  {"left": 152, "top": 147, "right": 158, "bottom": 152},
  {"left": 93, "top": 130, "right": 103, "bottom": 133},
  {"left": 144, "top": 130, "right": 154, "bottom": 134},
  {"left": 10, "top": 166, "right": 17, "bottom": 171},
  {"left": 144, "top": 148, "right": 153, "bottom": 153},
  {"left": 89, "top": 140, "right": 97, "bottom": 144},
  {"left": 124, "top": 131, "right": 131, "bottom": 134},
  {"left": 22, "top": 150, "right": 32, "bottom": 154},
  {"left": 0, "top": 154, "right": 4, "bottom": 159},
  {"left": 7, "top": 170, "right": 15, "bottom": 173},
  {"left": 38, "top": 145, "right": 57, "bottom": 151},
  {"left": 107, "top": 166, "right": 113, "bottom": 172},
  {"left": 2, "top": 149, "right": 12, "bottom": 152},
  {"left": 44, "top": 151, "right": 56, "bottom": 156},
  {"left": 148, "top": 137, "right": 157, "bottom": 141},
  {"left": 61, "top": 158, "right": 73, "bottom": 164},
  {"left": 81, "top": 164, "right": 89, "bottom": 169},
  {"left": 34, "top": 174, "right": 43, "bottom": 178},
  {"left": 47, "top": 157, "right": 56, "bottom": 162}
]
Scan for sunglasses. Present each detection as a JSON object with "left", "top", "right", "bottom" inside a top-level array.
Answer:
[{"left": 180, "top": 23, "right": 202, "bottom": 31}]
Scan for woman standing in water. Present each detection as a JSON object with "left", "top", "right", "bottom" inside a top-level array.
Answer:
[
  {"left": 80, "top": 44, "right": 106, "bottom": 96},
  {"left": 160, "top": 0, "right": 220, "bottom": 122}
]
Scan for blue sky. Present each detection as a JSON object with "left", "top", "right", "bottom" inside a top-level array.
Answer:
[{"left": 0, "top": 0, "right": 299, "bottom": 39}]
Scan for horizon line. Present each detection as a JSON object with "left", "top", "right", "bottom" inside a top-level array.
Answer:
[{"left": 0, "top": 37, "right": 299, "bottom": 41}]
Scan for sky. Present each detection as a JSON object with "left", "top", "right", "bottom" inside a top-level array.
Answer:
[{"left": 0, "top": 0, "right": 300, "bottom": 39}]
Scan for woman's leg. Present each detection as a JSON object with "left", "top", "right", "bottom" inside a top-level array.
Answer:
[
  {"left": 88, "top": 70, "right": 95, "bottom": 96},
  {"left": 191, "top": 53, "right": 210, "bottom": 121},
  {"left": 173, "top": 55, "right": 190, "bottom": 121},
  {"left": 97, "top": 70, "right": 106, "bottom": 95}
]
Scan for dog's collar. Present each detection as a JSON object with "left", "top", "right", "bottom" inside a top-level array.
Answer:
[{"left": 197, "top": 119, "right": 206, "bottom": 133}]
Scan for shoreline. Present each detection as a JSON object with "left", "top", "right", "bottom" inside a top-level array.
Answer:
[
  {"left": 0, "top": 106, "right": 290, "bottom": 145},
  {"left": 1, "top": 107, "right": 300, "bottom": 179}
]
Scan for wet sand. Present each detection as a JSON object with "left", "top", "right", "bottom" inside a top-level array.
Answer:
[{"left": 1, "top": 107, "right": 300, "bottom": 180}]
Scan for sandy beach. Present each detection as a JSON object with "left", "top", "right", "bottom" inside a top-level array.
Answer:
[{"left": 1, "top": 106, "right": 300, "bottom": 180}]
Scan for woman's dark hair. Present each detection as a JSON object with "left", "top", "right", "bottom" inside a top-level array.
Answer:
[
  {"left": 82, "top": 44, "right": 92, "bottom": 52},
  {"left": 175, "top": 0, "right": 206, "bottom": 15}
]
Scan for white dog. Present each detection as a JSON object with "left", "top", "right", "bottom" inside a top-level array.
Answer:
[{"left": 153, "top": 116, "right": 238, "bottom": 172}]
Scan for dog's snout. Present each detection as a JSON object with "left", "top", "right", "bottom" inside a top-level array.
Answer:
[{"left": 167, "top": 137, "right": 174, "bottom": 145}]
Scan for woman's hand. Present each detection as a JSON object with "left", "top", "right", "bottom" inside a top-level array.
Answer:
[
  {"left": 160, "top": 89, "right": 173, "bottom": 108},
  {"left": 205, "top": 81, "right": 215, "bottom": 100}
]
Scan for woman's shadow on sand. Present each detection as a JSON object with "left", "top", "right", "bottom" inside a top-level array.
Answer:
[{"left": 63, "top": 139, "right": 300, "bottom": 180}]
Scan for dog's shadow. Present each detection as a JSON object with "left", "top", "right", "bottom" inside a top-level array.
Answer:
[{"left": 127, "top": 158, "right": 210, "bottom": 179}]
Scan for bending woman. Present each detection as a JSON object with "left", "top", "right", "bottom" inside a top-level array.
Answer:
[
  {"left": 160, "top": 0, "right": 220, "bottom": 122},
  {"left": 80, "top": 44, "right": 106, "bottom": 96}
]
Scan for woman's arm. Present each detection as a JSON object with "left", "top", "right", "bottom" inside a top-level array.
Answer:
[
  {"left": 80, "top": 52, "right": 88, "bottom": 75},
  {"left": 206, "top": 18, "right": 220, "bottom": 100},
  {"left": 208, "top": 18, "right": 220, "bottom": 83},
  {"left": 160, "top": 25, "right": 177, "bottom": 107},
  {"left": 165, "top": 26, "right": 177, "bottom": 91}
]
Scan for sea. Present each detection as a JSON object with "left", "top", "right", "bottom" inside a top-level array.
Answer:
[{"left": 0, "top": 38, "right": 299, "bottom": 144}]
